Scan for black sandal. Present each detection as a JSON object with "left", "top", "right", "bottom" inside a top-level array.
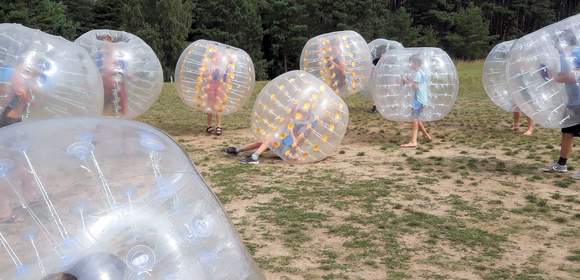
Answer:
[
  {"left": 206, "top": 126, "right": 214, "bottom": 134},
  {"left": 215, "top": 127, "right": 222, "bottom": 136}
]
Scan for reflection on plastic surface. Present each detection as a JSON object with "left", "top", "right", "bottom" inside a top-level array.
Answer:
[{"left": 0, "top": 117, "right": 264, "bottom": 280}]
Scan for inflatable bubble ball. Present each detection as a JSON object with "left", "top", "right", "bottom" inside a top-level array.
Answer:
[
  {"left": 75, "top": 30, "right": 163, "bottom": 119},
  {"left": 0, "top": 24, "right": 104, "bottom": 126},
  {"left": 483, "top": 40, "right": 517, "bottom": 112},
  {"left": 0, "top": 117, "right": 264, "bottom": 280},
  {"left": 506, "top": 14, "right": 580, "bottom": 128},
  {"left": 251, "top": 70, "right": 349, "bottom": 163},
  {"left": 300, "top": 30, "right": 373, "bottom": 97},
  {"left": 371, "top": 47, "right": 459, "bottom": 122},
  {"left": 175, "top": 40, "right": 256, "bottom": 116},
  {"left": 362, "top": 38, "right": 405, "bottom": 100},
  {"left": 368, "top": 38, "right": 404, "bottom": 64}
]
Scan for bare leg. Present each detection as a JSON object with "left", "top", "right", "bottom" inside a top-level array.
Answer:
[
  {"left": 207, "top": 113, "right": 213, "bottom": 128},
  {"left": 217, "top": 114, "right": 222, "bottom": 128},
  {"left": 560, "top": 133, "right": 574, "bottom": 159},
  {"left": 238, "top": 142, "right": 263, "bottom": 153},
  {"left": 401, "top": 120, "right": 419, "bottom": 148},
  {"left": 253, "top": 142, "right": 270, "bottom": 156},
  {"left": 418, "top": 121, "right": 432, "bottom": 141},
  {"left": 512, "top": 112, "right": 521, "bottom": 130},
  {"left": 523, "top": 117, "right": 535, "bottom": 136}
]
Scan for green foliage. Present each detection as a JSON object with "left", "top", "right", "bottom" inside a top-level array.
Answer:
[
  {"left": 444, "top": 5, "right": 495, "bottom": 59},
  {"left": 120, "top": 0, "right": 193, "bottom": 80},
  {"left": 0, "top": 0, "right": 77, "bottom": 39},
  {"left": 2, "top": 0, "right": 579, "bottom": 79},
  {"left": 190, "top": 0, "right": 267, "bottom": 79}
]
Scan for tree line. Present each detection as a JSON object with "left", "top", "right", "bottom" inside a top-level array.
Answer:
[{"left": 1, "top": 0, "right": 578, "bottom": 80}]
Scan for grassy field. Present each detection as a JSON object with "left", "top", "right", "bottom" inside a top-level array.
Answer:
[{"left": 139, "top": 61, "right": 580, "bottom": 280}]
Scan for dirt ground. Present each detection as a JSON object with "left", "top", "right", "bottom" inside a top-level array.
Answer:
[{"left": 138, "top": 61, "right": 580, "bottom": 279}]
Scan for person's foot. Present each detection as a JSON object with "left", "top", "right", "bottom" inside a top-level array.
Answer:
[
  {"left": 523, "top": 129, "right": 533, "bottom": 136},
  {"left": 512, "top": 125, "right": 519, "bottom": 131},
  {"left": 224, "top": 147, "right": 239, "bottom": 155},
  {"left": 215, "top": 127, "right": 222, "bottom": 136},
  {"left": 542, "top": 161, "right": 568, "bottom": 173},
  {"left": 206, "top": 126, "right": 214, "bottom": 134},
  {"left": 240, "top": 155, "right": 259, "bottom": 164},
  {"left": 571, "top": 172, "right": 580, "bottom": 180},
  {"left": 370, "top": 106, "right": 377, "bottom": 113},
  {"left": 423, "top": 133, "right": 432, "bottom": 142},
  {"left": 400, "top": 142, "right": 418, "bottom": 148}
]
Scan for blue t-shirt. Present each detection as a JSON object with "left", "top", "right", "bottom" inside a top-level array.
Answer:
[
  {"left": 413, "top": 69, "right": 429, "bottom": 106},
  {"left": 0, "top": 65, "right": 14, "bottom": 83}
]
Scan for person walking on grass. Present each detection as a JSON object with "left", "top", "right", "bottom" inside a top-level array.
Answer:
[
  {"left": 543, "top": 29, "right": 580, "bottom": 179},
  {"left": 400, "top": 53, "right": 432, "bottom": 148}
]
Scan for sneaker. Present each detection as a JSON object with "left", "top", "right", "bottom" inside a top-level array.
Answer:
[
  {"left": 240, "top": 155, "right": 259, "bottom": 165},
  {"left": 542, "top": 161, "right": 568, "bottom": 173},
  {"left": 224, "top": 147, "right": 239, "bottom": 155}
]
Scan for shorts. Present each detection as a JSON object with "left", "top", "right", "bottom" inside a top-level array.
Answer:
[
  {"left": 562, "top": 123, "right": 580, "bottom": 137},
  {"left": 411, "top": 99, "right": 424, "bottom": 118}
]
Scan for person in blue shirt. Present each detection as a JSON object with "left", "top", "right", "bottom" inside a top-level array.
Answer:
[
  {"left": 543, "top": 29, "right": 580, "bottom": 179},
  {"left": 224, "top": 106, "right": 316, "bottom": 164},
  {"left": 400, "top": 54, "right": 432, "bottom": 148}
]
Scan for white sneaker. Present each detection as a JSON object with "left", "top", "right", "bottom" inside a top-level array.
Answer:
[{"left": 542, "top": 161, "right": 568, "bottom": 173}]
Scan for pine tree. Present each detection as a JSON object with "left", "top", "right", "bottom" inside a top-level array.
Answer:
[
  {"left": 92, "top": 0, "right": 123, "bottom": 30},
  {"left": 260, "top": 0, "right": 308, "bottom": 76},
  {"left": 120, "top": 0, "right": 193, "bottom": 80},
  {"left": 190, "top": 0, "right": 267, "bottom": 79},
  {"left": 445, "top": 5, "right": 494, "bottom": 59},
  {"left": 61, "top": 0, "right": 96, "bottom": 35}
]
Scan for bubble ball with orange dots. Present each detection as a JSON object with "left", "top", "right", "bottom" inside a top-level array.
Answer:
[
  {"left": 175, "top": 40, "right": 255, "bottom": 115},
  {"left": 300, "top": 30, "right": 372, "bottom": 97},
  {"left": 251, "top": 71, "right": 349, "bottom": 163}
]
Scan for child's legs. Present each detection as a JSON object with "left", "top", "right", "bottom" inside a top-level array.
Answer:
[
  {"left": 238, "top": 142, "right": 263, "bottom": 153},
  {"left": 418, "top": 121, "right": 429, "bottom": 136},
  {"left": 207, "top": 113, "right": 213, "bottom": 127},
  {"left": 525, "top": 117, "right": 535, "bottom": 132},
  {"left": 254, "top": 142, "right": 270, "bottom": 156},
  {"left": 407, "top": 120, "right": 419, "bottom": 144},
  {"left": 513, "top": 111, "right": 521, "bottom": 127},
  {"left": 216, "top": 114, "right": 222, "bottom": 128},
  {"left": 560, "top": 133, "right": 574, "bottom": 159}
]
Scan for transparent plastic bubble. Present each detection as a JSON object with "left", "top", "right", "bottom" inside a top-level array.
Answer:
[
  {"left": 300, "top": 30, "right": 372, "bottom": 97},
  {"left": 75, "top": 30, "right": 164, "bottom": 119},
  {"left": 372, "top": 47, "right": 459, "bottom": 122},
  {"left": 175, "top": 40, "right": 255, "bottom": 115},
  {"left": 362, "top": 38, "right": 404, "bottom": 100},
  {"left": 506, "top": 14, "right": 580, "bottom": 128},
  {"left": 368, "top": 38, "right": 404, "bottom": 63},
  {"left": 251, "top": 70, "right": 349, "bottom": 163},
  {"left": 483, "top": 40, "right": 517, "bottom": 112},
  {"left": 0, "top": 24, "right": 104, "bottom": 125},
  {"left": 0, "top": 117, "right": 264, "bottom": 280}
]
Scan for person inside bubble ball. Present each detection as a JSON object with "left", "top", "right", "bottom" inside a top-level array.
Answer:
[
  {"left": 98, "top": 34, "right": 129, "bottom": 116},
  {"left": 513, "top": 65, "right": 537, "bottom": 136},
  {"left": 543, "top": 29, "right": 580, "bottom": 177},
  {"left": 0, "top": 52, "right": 46, "bottom": 127},
  {"left": 204, "top": 52, "right": 231, "bottom": 136},
  {"left": 224, "top": 106, "right": 317, "bottom": 164},
  {"left": 370, "top": 56, "right": 381, "bottom": 113},
  {"left": 400, "top": 53, "right": 432, "bottom": 148},
  {"left": 323, "top": 47, "right": 347, "bottom": 93}
]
